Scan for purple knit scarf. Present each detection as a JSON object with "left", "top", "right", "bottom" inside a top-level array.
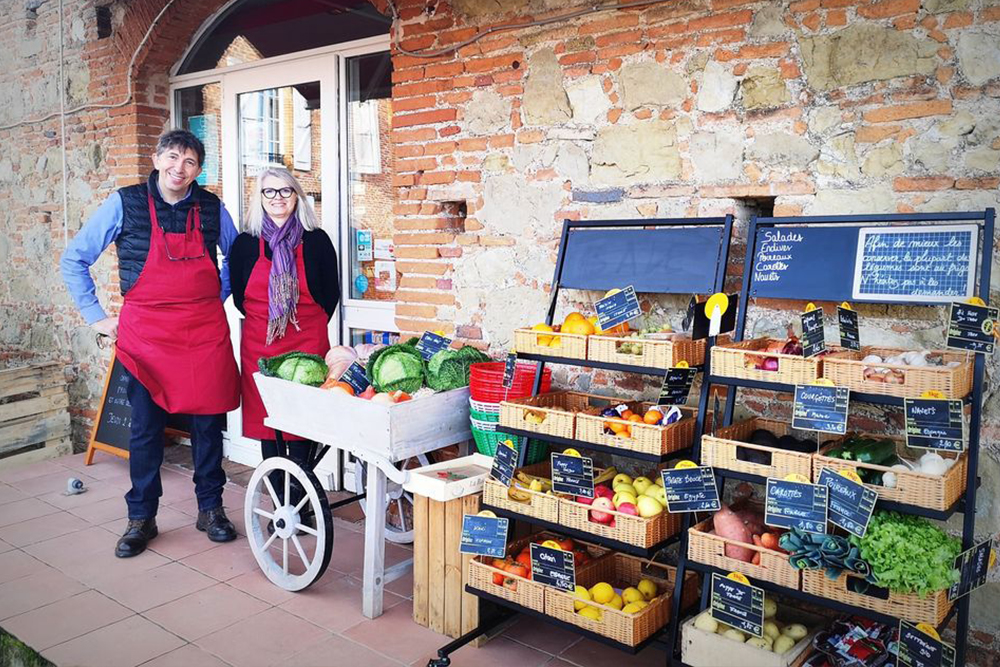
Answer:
[{"left": 261, "top": 213, "right": 304, "bottom": 345}]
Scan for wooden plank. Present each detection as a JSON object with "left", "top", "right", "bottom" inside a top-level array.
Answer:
[
  {"left": 0, "top": 437, "right": 72, "bottom": 472},
  {"left": 428, "top": 497, "right": 446, "bottom": 634},
  {"left": 444, "top": 496, "right": 463, "bottom": 638},
  {"left": 0, "top": 409, "right": 71, "bottom": 453},
  {"left": 0, "top": 393, "right": 69, "bottom": 423},
  {"left": 361, "top": 467, "right": 387, "bottom": 619},
  {"left": 0, "top": 365, "right": 64, "bottom": 400},
  {"left": 461, "top": 493, "right": 481, "bottom": 638},
  {"left": 412, "top": 493, "right": 430, "bottom": 628}
]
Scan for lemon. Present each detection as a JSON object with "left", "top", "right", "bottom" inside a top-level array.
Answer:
[
  {"left": 540, "top": 540, "right": 563, "bottom": 551},
  {"left": 573, "top": 585, "right": 592, "bottom": 611},
  {"left": 622, "top": 601, "right": 648, "bottom": 615},
  {"left": 531, "top": 323, "right": 553, "bottom": 346},
  {"left": 548, "top": 336, "right": 562, "bottom": 348},
  {"left": 589, "top": 582, "right": 615, "bottom": 605},
  {"left": 637, "top": 579, "right": 657, "bottom": 601},
  {"left": 562, "top": 448, "right": 581, "bottom": 457},
  {"left": 622, "top": 587, "right": 644, "bottom": 605},
  {"left": 606, "top": 594, "right": 623, "bottom": 611},
  {"left": 577, "top": 606, "right": 602, "bottom": 622}
]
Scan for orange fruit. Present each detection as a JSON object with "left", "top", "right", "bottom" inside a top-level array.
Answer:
[
  {"left": 562, "top": 319, "right": 596, "bottom": 336},
  {"left": 628, "top": 414, "right": 643, "bottom": 423},
  {"left": 563, "top": 312, "right": 586, "bottom": 324},
  {"left": 643, "top": 409, "right": 663, "bottom": 425},
  {"left": 609, "top": 421, "right": 628, "bottom": 435},
  {"left": 620, "top": 409, "right": 635, "bottom": 420}
]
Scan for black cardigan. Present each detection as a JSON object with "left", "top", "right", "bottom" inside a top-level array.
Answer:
[{"left": 229, "top": 229, "right": 340, "bottom": 319}]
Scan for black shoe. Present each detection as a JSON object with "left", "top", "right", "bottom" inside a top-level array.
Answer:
[
  {"left": 115, "top": 518, "right": 158, "bottom": 558},
  {"left": 196, "top": 507, "right": 238, "bottom": 543}
]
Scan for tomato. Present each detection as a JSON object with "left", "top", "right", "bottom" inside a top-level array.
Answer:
[
  {"left": 492, "top": 572, "right": 505, "bottom": 586},
  {"left": 506, "top": 563, "right": 529, "bottom": 579},
  {"left": 557, "top": 537, "right": 574, "bottom": 551},
  {"left": 515, "top": 552, "right": 531, "bottom": 569}
]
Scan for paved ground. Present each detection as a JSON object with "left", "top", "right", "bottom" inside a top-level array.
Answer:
[{"left": 0, "top": 450, "right": 669, "bottom": 667}]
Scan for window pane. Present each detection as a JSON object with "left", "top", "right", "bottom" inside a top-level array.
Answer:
[
  {"left": 346, "top": 51, "right": 394, "bottom": 302},
  {"left": 174, "top": 83, "right": 222, "bottom": 197}
]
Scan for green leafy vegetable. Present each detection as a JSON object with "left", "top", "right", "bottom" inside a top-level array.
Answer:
[
  {"left": 424, "top": 346, "right": 489, "bottom": 391},
  {"left": 367, "top": 343, "right": 425, "bottom": 393},
  {"left": 258, "top": 351, "right": 328, "bottom": 386}
]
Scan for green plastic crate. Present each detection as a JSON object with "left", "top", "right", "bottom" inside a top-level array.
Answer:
[{"left": 471, "top": 422, "right": 547, "bottom": 465}]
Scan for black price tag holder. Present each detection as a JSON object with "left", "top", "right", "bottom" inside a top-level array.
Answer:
[
  {"left": 459, "top": 515, "right": 509, "bottom": 558},
  {"left": 595, "top": 285, "right": 641, "bottom": 331},
  {"left": 660, "top": 465, "right": 721, "bottom": 513},
  {"left": 838, "top": 304, "right": 861, "bottom": 351},
  {"left": 818, "top": 468, "right": 877, "bottom": 539},
  {"left": 765, "top": 477, "right": 829, "bottom": 534},
  {"left": 530, "top": 543, "right": 575, "bottom": 592},
  {"left": 904, "top": 398, "right": 966, "bottom": 452},
  {"left": 691, "top": 293, "right": 738, "bottom": 340},
  {"left": 946, "top": 302, "right": 997, "bottom": 354},
  {"left": 550, "top": 453, "right": 594, "bottom": 498},
  {"left": 792, "top": 383, "right": 850, "bottom": 435},
  {"left": 502, "top": 352, "right": 517, "bottom": 389},
  {"left": 800, "top": 306, "right": 827, "bottom": 358},
  {"left": 897, "top": 621, "right": 956, "bottom": 667},
  {"left": 490, "top": 439, "right": 518, "bottom": 487},
  {"left": 339, "top": 361, "right": 371, "bottom": 394},
  {"left": 947, "top": 538, "right": 994, "bottom": 601},
  {"left": 415, "top": 331, "right": 453, "bottom": 360},
  {"left": 657, "top": 365, "right": 698, "bottom": 406},
  {"left": 710, "top": 573, "right": 765, "bottom": 638}
]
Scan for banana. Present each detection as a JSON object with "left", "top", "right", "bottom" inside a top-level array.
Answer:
[
  {"left": 516, "top": 471, "right": 552, "bottom": 490},
  {"left": 507, "top": 487, "right": 533, "bottom": 503},
  {"left": 594, "top": 466, "right": 618, "bottom": 486}
]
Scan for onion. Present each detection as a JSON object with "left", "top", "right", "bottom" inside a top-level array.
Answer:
[
  {"left": 885, "top": 370, "right": 905, "bottom": 384},
  {"left": 861, "top": 355, "right": 883, "bottom": 364},
  {"left": 761, "top": 357, "right": 779, "bottom": 371}
]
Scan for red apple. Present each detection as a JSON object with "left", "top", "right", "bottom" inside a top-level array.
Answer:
[
  {"left": 589, "top": 497, "right": 615, "bottom": 524},
  {"left": 617, "top": 502, "right": 638, "bottom": 516},
  {"left": 576, "top": 494, "right": 595, "bottom": 505},
  {"left": 594, "top": 485, "right": 614, "bottom": 500}
]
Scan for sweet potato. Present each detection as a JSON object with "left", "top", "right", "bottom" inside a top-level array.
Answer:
[
  {"left": 713, "top": 505, "right": 754, "bottom": 562},
  {"left": 735, "top": 508, "right": 766, "bottom": 536}
]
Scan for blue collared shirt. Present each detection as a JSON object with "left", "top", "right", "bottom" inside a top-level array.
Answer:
[{"left": 61, "top": 186, "right": 238, "bottom": 324}]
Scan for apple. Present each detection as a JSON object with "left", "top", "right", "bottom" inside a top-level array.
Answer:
[
  {"left": 637, "top": 495, "right": 664, "bottom": 518},
  {"left": 612, "top": 473, "right": 633, "bottom": 488},
  {"left": 654, "top": 475, "right": 664, "bottom": 487},
  {"left": 617, "top": 502, "right": 638, "bottom": 516},
  {"left": 594, "top": 484, "right": 615, "bottom": 500},
  {"left": 644, "top": 485, "right": 668, "bottom": 507},
  {"left": 589, "top": 497, "right": 615, "bottom": 524},
  {"left": 575, "top": 494, "right": 595, "bottom": 505},
  {"left": 613, "top": 491, "right": 637, "bottom": 508},
  {"left": 632, "top": 477, "right": 653, "bottom": 495},
  {"left": 613, "top": 483, "right": 637, "bottom": 497}
]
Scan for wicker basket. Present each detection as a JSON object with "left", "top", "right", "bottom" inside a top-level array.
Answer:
[
  {"left": 559, "top": 495, "right": 682, "bottom": 549},
  {"left": 482, "top": 461, "right": 560, "bottom": 523},
  {"left": 499, "top": 391, "right": 588, "bottom": 439},
  {"left": 688, "top": 516, "right": 800, "bottom": 589},
  {"left": 466, "top": 533, "right": 550, "bottom": 612},
  {"left": 546, "top": 552, "right": 699, "bottom": 647},
  {"left": 801, "top": 570, "right": 953, "bottom": 627},
  {"left": 701, "top": 417, "right": 817, "bottom": 481},
  {"left": 821, "top": 347, "right": 973, "bottom": 399},
  {"left": 574, "top": 397, "right": 698, "bottom": 457},
  {"left": 513, "top": 327, "right": 588, "bottom": 360},
  {"left": 711, "top": 338, "right": 824, "bottom": 385},
  {"left": 587, "top": 334, "right": 706, "bottom": 369},
  {"left": 813, "top": 437, "right": 967, "bottom": 512}
]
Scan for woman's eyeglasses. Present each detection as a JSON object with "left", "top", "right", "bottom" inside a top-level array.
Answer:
[{"left": 261, "top": 187, "right": 295, "bottom": 199}]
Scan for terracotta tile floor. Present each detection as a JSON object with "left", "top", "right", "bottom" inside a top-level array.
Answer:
[{"left": 0, "top": 452, "right": 661, "bottom": 666}]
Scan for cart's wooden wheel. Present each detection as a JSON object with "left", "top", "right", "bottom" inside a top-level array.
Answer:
[
  {"left": 353, "top": 454, "right": 429, "bottom": 544},
  {"left": 245, "top": 457, "right": 333, "bottom": 591}
]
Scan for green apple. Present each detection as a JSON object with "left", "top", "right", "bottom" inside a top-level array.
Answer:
[
  {"left": 612, "top": 473, "right": 633, "bottom": 488},
  {"left": 637, "top": 495, "right": 664, "bottom": 518},
  {"left": 644, "top": 485, "right": 667, "bottom": 507},
  {"left": 612, "top": 491, "right": 637, "bottom": 508},
  {"left": 654, "top": 475, "right": 664, "bottom": 487},
  {"left": 632, "top": 476, "right": 653, "bottom": 495},
  {"left": 613, "top": 483, "right": 637, "bottom": 497}
]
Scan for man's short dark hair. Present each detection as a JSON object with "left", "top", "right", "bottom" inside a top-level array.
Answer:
[{"left": 156, "top": 129, "right": 205, "bottom": 167}]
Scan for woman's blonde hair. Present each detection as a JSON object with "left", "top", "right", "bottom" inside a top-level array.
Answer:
[{"left": 243, "top": 167, "right": 319, "bottom": 236}]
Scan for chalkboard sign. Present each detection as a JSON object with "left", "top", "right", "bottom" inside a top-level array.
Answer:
[
  {"left": 765, "top": 478, "right": 828, "bottom": 534},
  {"left": 818, "top": 468, "right": 877, "bottom": 538},
  {"left": 551, "top": 453, "right": 594, "bottom": 498},
  {"left": 691, "top": 294, "right": 738, "bottom": 340},
  {"left": 660, "top": 466, "right": 721, "bottom": 513},
  {"left": 792, "top": 384, "right": 850, "bottom": 435},
  {"left": 838, "top": 306, "right": 860, "bottom": 351},
  {"left": 904, "top": 398, "right": 965, "bottom": 452},
  {"left": 530, "top": 543, "right": 575, "bottom": 592},
  {"left": 415, "top": 332, "right": 453, "bottom": 360},
  {"left": 854, "top": 225, "right": 977, "bottom": 304},
  {"left": 657, "top": 367, "right": 698, "bottom": 406},
  {"left": 86, "top": 353, "right": 190, "bottom": 463},
  {"left": 710, "top": 573, "right": 764, "bottom": 637},
  {"left": 489, "top": 440, "right": 518, "bottom": 487},
  {"left": 898, "top": 621, "right": 956, "bottom": 667},
  {"left": 595, "top": 285, "right": 641, "bottom": 331},
  {"left": 948, "top": 538, "right": 993, "bottom": 601},
  {"left": 502, "top": 352, "right": 517, "bottom": 389},
  {"left": 946, "top": 302, "right": 997, "bottom": 354},
  {"left": 800, "top": 308, "right": 826, "bottom": 358},
  {"left": 459, "top": 514, "right": 509, "bottom": 558},
  {"left": 339, "top": 361, "right": 370, "bottom": 394},
  {"left": 752, "top": 227, "right": 857, "bottom": 301}
]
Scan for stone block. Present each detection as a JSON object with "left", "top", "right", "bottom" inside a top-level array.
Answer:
[
  {"left": 466, "top": 90, "right": 511, "bottom": 135},
  {"left": 956, "top": 31, "right": 1000, "bottom": 87},
  {"left": 966, "top": 147, "right": 1000, "bottom": 172},
  {"left": 740, "top": 67, "right": 790, "bottom": 110},
  {"left": 690, "top": 131, "right": 743, "bottom": 181},
  {"left": 746, "top": 132, "right": 819, "bottom": 169},
  {"left": 818, "top": 133, "right": 861, "bottom": 179},
  {"left": 523, "top": 48, "right": 571, "bottom": 126},
  {"left": 803, "top": 186, "right": 895, "bottom": 214},
  {"left": 619, "top": 61, "right": 687, "bottom": 110},
  {"left": 749, "top": 5, "right": 786, "bottom": 39},
  {"left": 908, "top": 136, "right": 958, "bottom": 173},
  {"left": 571, "top": 188, "right": 624, "bottom": 203},
  {"left": 591, "top": 121, "right": 681, "bottom": 185},
  {"left": 809, "top": 107, "right": 845, "bottom": 136},
  {"left": 923, "top": 0, "right": 971, "bottom": 12},
  {"left": 862, "top": 143, "right": 905, "bottom": 177},
  {"left": 566, "top": 76, "right": 610, "bottom": 125},
  {"left": 938, "top": 111, "right": 976, "bottom": 137},
  {"left": 697, "top": 61, "right": 738, "bottom": 113},
  {"left": 479, "top": 174, "right": 564, "bottom": 236}
]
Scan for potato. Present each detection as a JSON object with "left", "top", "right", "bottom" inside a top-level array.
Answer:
[
  {"left": 773, "top": 635, "right": 796, "bottom": 655},
  {"left": 783, "top": 623, "right": 808, "bottom": 640},
  {"left": 763, "top": 620, "right": 782, "bottom": 640},
  {"left": 723, "top": 629, "right": 747, "bottom": 643},
  {"left": 747, "top": 636, "right": 772, "bottom": 651},
  {"left": 693, "top": 611, "right": 718, "bottom": 634},
  {"left": 763, "top": 598, "right": 778, "bottom": 619}
]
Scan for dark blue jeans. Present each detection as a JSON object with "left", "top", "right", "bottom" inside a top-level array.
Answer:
[{"left": 124, "top": 367, "right": 226, "bottom": 520}]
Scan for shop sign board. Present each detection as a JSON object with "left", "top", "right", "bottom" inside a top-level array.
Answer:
[
  {"left": 489, "top": 440, "right": 517, "bottom": 487},
  {"left": 897, "top": 621, "right": 955, "bottom": 667},
  {"left": 800, "top": 307, "right": 827, "bottom": 358},
  {"left": 838, "top": 306, "right": 861, "bottom": 351},
  {"left": 792, "top": 385, "right": 850, "bottom": 435},
  {"left": 595, "top": 285, "right": 641, "bottom": 331},
  {"left": 904, "top": 399, "right": 965, "bottom": 452},
  {"left": 818, "top": 468, "right": 877, "bottom": 538},
  {"left": 502, "top": 353, "right": 517, "bottom": 389},
  {"left": 765, "top": 478, "right": 828, "bottom": 534},
  {"left": 660, "top": 466, "right": 721, "bottom": 513},
  {"left": 710, "top": 573, "right": 764, "bottom": 638},
  {"left": 339, "top": 361, "right": 370, "bottom": 394},
  {"left": 415, "top": 332, "right": 453, "bottom": 360},
  {"left": 530, "top": 543, "right": 575, "bottom": 592},
  {"left": 550, "top": 453, "right": 594, "bottom": 498},
  {"left": 657, "top": 367, "right": 697, "bottom": 406},
  {"left": 947, "top": 538, "right": 993, "bottom": 601},
  {"left": 946, "top": 302, "right": 997, "bottom": 354},
  {"left": 459, "top": 515, "right": 509, "bottom": 558}
]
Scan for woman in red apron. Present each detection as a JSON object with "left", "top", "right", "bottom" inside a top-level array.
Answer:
[{"left": 230, "top": 168, "right": 339, "bottom": 515}]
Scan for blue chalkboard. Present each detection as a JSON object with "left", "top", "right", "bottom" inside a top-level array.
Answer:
[
  {"left": 551, "top": 453, "right": 594, "bottom": 498},
  {"left": 710, "top": 574, "right": 765, "bottom": 637},
  {"left": 459, "top": 515, "right": 509, "bottom": 558},
  {"left": 818, "top": 468, "right": 877, "bottom": 538},
  {"left": 904, "top": 398, "right": 965, "bottom": 451},
  {"left": 792, "top": 385, "right": 850, "bottom": 435},
  {"left": 751, "top": 227, "right": 857, "bottom": 301},
  {"left": 490, "top": 440, "right": 518, "bottom": 486},
  {"left": 339, "top": 362, "right": 370, "bottom": 394},
  {"left": 530, "top": 544, "right": 575, "bottom": 591},
  {"left": 595, "top": 286, "right": 641, "bottom": 330},
  {"left": 765, "top": 478, "right": 828, "bottom": 534},
  {"left": 898, "top": 621, "right": 956, "bottom": 667},
  {"left": 660, "top": 466, "right": 721, "bottom": 512},
  {"left": 560, "top": 227, "right": 724, "bottom": 294}
]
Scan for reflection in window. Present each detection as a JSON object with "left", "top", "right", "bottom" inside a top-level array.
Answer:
[
  {"left": 240, "top": 90, "right": 281, "bottom": 167},
  {"left": 175, "top": 83, "right": 223, "bottom": 196}
]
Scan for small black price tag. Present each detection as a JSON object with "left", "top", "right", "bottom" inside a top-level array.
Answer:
[
  {"left": 657, "top": 367, "right": 698, "bottom": 406},
  {"left": 502, "top": 352, "right": 517, "bottom": 389},
  {"left": 530, "top": 543, "right": 575, "bottom": 592},
  {"left": 415, "top": 331, "right": 453, "bottom": 360},
  {"left": 946, "top": 302, "right": 997, "bottom": 354},
  {"left": 948, "top": 538, "right": 994, "bottom": 601},
  {"left": 818, "top": 468, "right": 877, "bottom": 538},
  {"left": 660, "top": 466, "right": 721, "bottom": 512},
  {"left": 691, "top": 294, "right": 738, "bottom": 341},
  {"left": 489, "top": 440, "right": 518, "bottom": 487},
  {"left": 595, "top": 285, "right": 641, "bottom": 331},
  {"left": 837, "top": 306, "right": 861, "bottom": 351},
  {"left": 339, "top": 361, "right": 371, "bottom": 394},
  {"left": 550, "top": 453, "right": 594, "bottom": 498},
  {"left": 710, "top": 573, "right": 765, "bottom": 638},
  {"left": 800, "top": 307, "right": 826, "bottom": 358},
  {"left": 792, "top": 384, "right": 850, "bottom": 435},
  {"left": 459, "top": 514, "right": 509, "bottom": 558},
  {"left": 765, "top": 477, "right": 828, "bottom": 534},
  {"left": 904, "top": 398, "right": 965, "bottom": 452},
  {"left": 897, "top": 621, "right": 956, "bottom": 667}
]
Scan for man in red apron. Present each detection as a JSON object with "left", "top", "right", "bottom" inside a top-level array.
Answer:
[{"left": 61, "top": 130, "right": 240, "bottom": 557}]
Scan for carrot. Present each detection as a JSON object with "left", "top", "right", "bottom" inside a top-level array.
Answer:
[
  {"left": 761, "top": 532, "right": 780, "bottom": 550},
  {"left": 752, "top": 552, "right": 761, "bottom": 565},
  {"left": 752, "top": 534, "right": 763, "bottom": 546}
]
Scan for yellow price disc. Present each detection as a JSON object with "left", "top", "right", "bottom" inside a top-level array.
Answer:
[
  {"left": 727, "top": 572, "right": 750, "bottom": 585},
  {"left": 540, "top": 539, "right": 563, "bottom": 551},
  {"left": 784, "top": 473, "right": 810, "bottom": 483},
  {"left": 675, "top": 361, "right": 690, "bottom": 369},
  {"left": 675, "top": 460, "right": 699, "bottom": 469},
  {"left": 811, "top": 378, "right": 835, "bottom": 387},
  {"left": 433, "top": 330, "right": 446, "bottom": 336},
  {"left": 805, "top": 302, "right": 818, "bottom": 312},
  {"left": 915, "top": 623, "right": 941, "bottom": 641},
  {"left": 990, "top": 549, "right": 997, "bottom": 570},
  {"left": 966, "top": 297, "right": 986, "bottom": 306},
  {"left": 840, "top": 301, "right": 853, "bottom": 311},
  {"left": 604, "top": 288, "right": 622, "bottom": 298},
  {"left": 502, "top": 439, "right": 516, "bottom": 450},
  {"left": 477, "top": 510, "right": 497, "bottom": 518},
  {"left": 921, "top": 390, "right": 946, "bottom": 399},
  {"left": 562, "top": 448, "right": 581, "bottom": 457},
  {"left": 839, "top": 469, "right": 863, "bottom": 484},
  {"left": 705, "top": 293, "right": 729, "bottom": 318}
]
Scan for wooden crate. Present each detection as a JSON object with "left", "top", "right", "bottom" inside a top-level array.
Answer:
[
  {"left": 586, "top": 334, "right": 706, "bottom": 369},
  {"left": 688, "top": 516, "right": 800, "bottom": 589},
  {"left": 821, "top": 346, "right": 973, "bottom": 399},
  {"left": 711, "top": 338, "right": 824, "bottom": 385},
  {"left": 513, "top": 327, "right": 588, "bottom": 360},
  {"left": 801, "top": 570, "right": 952, "bottom": 627},
  {"left": 0, "top": 363, "right": 71, "bottom": 468},
  {"left": 701, "top": 417, "right": 817, "bottom": 481},
  {"left": 412, "top": 492, "right": 481, "bottom": 639},
  {"left": 681, "top": 608, "right": 822, "bottom": 667}
]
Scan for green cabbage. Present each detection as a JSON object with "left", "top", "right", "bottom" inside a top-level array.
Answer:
[
  {"left": 367, "top": 342, "right": 425, "bottom": 393},
  {"left": 425, "top": 346, "right": 490, "bottom": 391},
  {"left": 258, "top": 351, "right": 328, "bottom": 386}
]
